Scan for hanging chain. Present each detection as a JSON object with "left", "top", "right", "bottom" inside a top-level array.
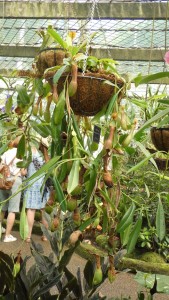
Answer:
[
  {"left": 65, "top": 0, "right": 70, "bottom": 37},
  {"left": 164, "top": 0, "right": 169, "bottom": 71},
  {"left": 95, "top": 1, "right": 111, "bottom": 58},
  {"left": 145, "top": 4, "right": 155, "bottom": 101},
  {"left": 82, "top": 0, "right": 98, "bottom": 75}
]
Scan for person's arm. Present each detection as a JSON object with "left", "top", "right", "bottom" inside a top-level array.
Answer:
[{"left": 21, "top": 168, "right": 27, "bottom": 176}]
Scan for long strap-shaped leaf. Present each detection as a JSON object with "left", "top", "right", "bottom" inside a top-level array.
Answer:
[
  {"left": 156, "top": 197, "right": 166, "bottom": 242},
  {"left": 24, "top": 156, "right": 61, "bottom": 183},
  {"left": 47, "top": 27, "right": 67, "bottom": 49},
  {"left": 127, "top": 214, "right": 142, "bottom": 254},
  {"left": 67, "top": 160, "right": 80, "bottom": 194},
  {"left": 52, "top": 176, "right": 66, "bottom": 212},
  {"left": 134, "top": 107, "right": 169, "bottom": 140},
  {"left": 20, "top": 199, "right": 29, "bottom": 240}
]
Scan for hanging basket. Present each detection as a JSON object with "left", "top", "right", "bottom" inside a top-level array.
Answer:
[
  {"left": 36, "top": 48, "right": 67, "bottom": 75},
  {"left": 150, "top": 127, "right": 169, "bottom": 152},
  {"left": 47, "top": 71, "right": 126, "bottom": 116},
  {"left": 154, "top": 158, "right": 169, "bottom": 170}
]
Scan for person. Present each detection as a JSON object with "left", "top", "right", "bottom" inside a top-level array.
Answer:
[
  {"left": 25, "top": 141, "right": 50, "bottom": 243},
  {"left": 0, "top": 136, "right": 26, "bottom": 242}
]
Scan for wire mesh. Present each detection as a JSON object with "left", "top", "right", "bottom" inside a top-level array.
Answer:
[{"left": 0, "top": 18, "right": 168, "bottom": 49}]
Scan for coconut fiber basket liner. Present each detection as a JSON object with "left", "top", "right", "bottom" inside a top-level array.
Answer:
[
  {"left": 36, "top": 48, "right": 67, "bottom": 75},
  {"left": 154, "top": 158, "right": 169, "bottom": 170},
  {"left": 48, "top": 71, "right": 125, "bottom": 116},
  {"left": 150, "top": 127, "right": 169, "bottom": 152}
]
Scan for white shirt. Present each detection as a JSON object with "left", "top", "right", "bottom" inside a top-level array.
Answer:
[{"left": 1, "top": 148, "right": 22, "bottom": 176}]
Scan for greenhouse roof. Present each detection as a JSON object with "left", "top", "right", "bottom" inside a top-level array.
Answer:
[{"left": 0, "top": 0, "right": 169, "bottom": 83}]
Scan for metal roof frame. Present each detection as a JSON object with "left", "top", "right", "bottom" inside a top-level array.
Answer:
[{"left": 0, "top": 0, "right": 169, "bottom": 83}]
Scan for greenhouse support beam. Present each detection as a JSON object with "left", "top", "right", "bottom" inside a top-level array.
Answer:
[
  {"left": 1, "top": 2, "right": 169, "bottom": 19},
  {"left": 0, "top": 45, "right": 166, "bottom": 62},
  {"left": 91, "top": 48, "right": 166, "bottom": 62}
]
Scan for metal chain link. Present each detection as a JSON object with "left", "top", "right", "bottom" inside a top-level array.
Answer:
[
  {"left": 82, "top": 0, "right": 99, "bottom": 75},
  {"left": 95, "top": 1, "right": 111, "bottom": 58}
]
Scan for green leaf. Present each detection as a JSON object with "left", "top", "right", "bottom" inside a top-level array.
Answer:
[
  {"left": 99, "top": 189, "right": 115, "bottom": 210},
  {"left": 0, "top": 250, "right": 14, "bottom": 270},
  {"left": 0, "top": 253, "right": 14, "bottom": 290},
  {"left": 47, "top": 27, "right": 67, "bottom": 49},
  {"left": 67, "top": 160, "right": 80, "bottom": 194},
  {"left": 58, "top": 245, "right": 78, "bottom": 273},
  {"left": 71, "top": 113, "right": 84, "bottom": 146},
  {"left": 105, "top": 93, "right": 118, "bottom": 119},
  {"left": 19, "top": 199, "right": 29, "bottom": 240},
  {"left": 116, "top": 202, "right": 136, "bottom": 233},
  {"left": 134, "top": 271, "right": 155, "bottom": 289},
  {"left": 16, "top": 135, "right": 26, "bottom": 159},
  {"left": 34, "top": 78, "right": 44, "bottom": 96},
  {"left": 83, "top": 260, "right": 94, "bottom": 289},
  {"left": 156, "top": 198, "right": 166, "bottom": 242},
  {"left": 53, "top": 88, "right": 66, "bottom": 125},
  {"left": 57, "top": 161, "right": 68, "bottom": 183},
  {"left": 0, "top": 113, "right": 8, "bottom": 121},
  {"left": 79, "top": 217, "right": 95, "bottom": 232},
  {"left": 135, "top": 141, "right": 158, "bottom": 170},
  {"left": 121, "top": 224, "right": 132, "bottom": 247},
  {"left": 129, "top": 98, "right": 147, "bottom": 109},
  {"left": 5, "top": 96, "right": 13, "bottom": 114},
  {"left": 134, "top": 107, "right": 169, "bottom": 140},
  {"left": 16, "top": 85, "right": 30, "bottom": 106},
  {"left": 102, "top": 207, "right": 108, "bottom": 233},
  {"left": 24, "top": 156, "right": 61, "bottom": 184},
  {"left": 91, "top": 105, "right": 107, "bottom": 123},
  {"left": 52, "top": 176, "right": 66, "bottom": 212},
  {"left": 53, "top": 65, "right": 69, "bottom": 84},
  {"left": 135, "top": 272, "right": 169, "bottom": 294},
  {"left": 156, "top": 274, "right": 169, "bottom": 293},
  {"left": 158, "top": 99, "right": 169, "bottom": 105},
  {"left": 62, "top": 267, "right": 81, "bottom": 299},
  {"left": 127, "top": 215, "right": 142, "bottom": 254},
  {"left": 134, "top": 72, "right": 169, "bottom": 86},
  {"left": 0, "top": 143, "right": 8, "bottom": 155},
  {"left": 85, "top": 167, "right": 97, "bottom": 202},
  {"left": 29, "top": 120, "right": 51, "bottom": 138},
  {"left": 0, "top": 75, "right": 9, "bottom": 88},
  {"left": 127, "top": 153, "right": 155, "bottom": 174}
]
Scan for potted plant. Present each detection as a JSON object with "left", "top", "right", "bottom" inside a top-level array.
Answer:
[
  {"left": 131, "top": 78, "right": 169, "bottom": 172},
  {"left": 133, "top": 62, "right": 169, "bottom": 153},
  {"left": 128, "top": 83, "right": 169, "bottom": 170}
]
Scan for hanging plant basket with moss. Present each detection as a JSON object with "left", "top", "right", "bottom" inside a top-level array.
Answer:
[
  {"left": 18, "top": 27, "right": 126, "bottom": 116},
  {"left": 46, "top": 70, "right": 125, "bottom": 116},
  {"left": 147, "top": 147, "right": 169, "bottom": 170},
  {"left": 32, "top": 26, "right": 126, "bottom": 116},
  {"left": 151, "top": 127, "right": 169, "bottom": 152},
  {"left": 35, "top": 48, "right": 68, "bottom": 75},
  {"left": 154, "top": 157, "right": 169, "bottom": 170}
]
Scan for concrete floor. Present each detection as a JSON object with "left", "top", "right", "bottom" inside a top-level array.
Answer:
[{"left": 0, "top": 230, "right": 169, "bottom": 300}]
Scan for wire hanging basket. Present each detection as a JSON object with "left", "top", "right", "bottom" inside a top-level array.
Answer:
[
  {"left": 151, "top": 127, "right": 169, "bottom": 152},
  {"left": 46, "top": 71, "right": 126, "bottom": 116}
]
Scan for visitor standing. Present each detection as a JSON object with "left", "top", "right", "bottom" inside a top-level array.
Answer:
[
  {"left": 25, "top": 142, "right": 50, "bottom": 243},
  {"left": 0, "top": 136, "right": 26, "bottom": 242}
]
